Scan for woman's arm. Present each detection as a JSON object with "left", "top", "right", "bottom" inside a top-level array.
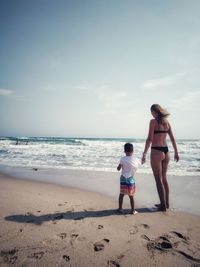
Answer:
[
  {"left": 142, "top": 120, "right": 155, "bottom": 164},
  {"left": 168, "top": 124, "right": 179, "bottom": 162}
]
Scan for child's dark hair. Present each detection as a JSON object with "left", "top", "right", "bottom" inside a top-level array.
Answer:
[{"left": 124, "top": 143, "right": 133, "bottom": 153}]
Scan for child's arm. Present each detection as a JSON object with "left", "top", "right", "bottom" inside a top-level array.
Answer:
[{"left": 117, "top": 164, "right": 122, "bottom": 171}]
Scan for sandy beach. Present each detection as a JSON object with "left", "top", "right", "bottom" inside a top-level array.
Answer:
[{"left": 0, "top": 172, "right": 200, "bottom": 267}]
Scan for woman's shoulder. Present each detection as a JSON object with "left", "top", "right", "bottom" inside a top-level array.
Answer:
[{"left": 149, "top": 119, "right": 157, "bottom": 125}]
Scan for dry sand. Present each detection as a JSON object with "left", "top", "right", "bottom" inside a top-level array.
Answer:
[{"left": 0, "top": 172, "right": 200, "bottom": 267}]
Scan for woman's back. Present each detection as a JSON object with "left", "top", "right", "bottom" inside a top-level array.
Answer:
[{"left": 151, "top": 119, "right": 170, "bottom": 147}]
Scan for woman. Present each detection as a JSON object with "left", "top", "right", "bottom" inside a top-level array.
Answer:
[{"left": 142, "top": 104, "right": 179, "bottom": 211}]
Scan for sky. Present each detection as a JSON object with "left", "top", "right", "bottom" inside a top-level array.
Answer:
[{"left": 0, "top": 0, "right": 200, "bottom": 139}]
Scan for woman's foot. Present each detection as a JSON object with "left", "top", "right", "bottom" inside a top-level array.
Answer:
[
  {"left": 117, "top": 208, "right": 123, "bottom": 213},
  {"left": 154, "top": 203, "right": 169, "bottom": 209},
  {"left": 157, "top": 205, "right": 167, "bottom": 212}
]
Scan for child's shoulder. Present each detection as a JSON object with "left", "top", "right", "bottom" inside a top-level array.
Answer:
[{"left": 120, "top": 155, "right": 127, "bottom": 161}]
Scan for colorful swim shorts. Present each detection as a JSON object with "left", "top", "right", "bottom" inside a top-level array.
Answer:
[{"left": 120, "top": 175, "right": 136, "bottom": 196}]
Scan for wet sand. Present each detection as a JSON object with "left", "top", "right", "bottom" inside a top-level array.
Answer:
[{"left": 0, "top": 172, "right": 200, "bottom": 267}]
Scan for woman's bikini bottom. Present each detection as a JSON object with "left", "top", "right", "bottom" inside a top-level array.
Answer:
[{"left": 151, "top": 146, "right": 169, "bottom": 154}]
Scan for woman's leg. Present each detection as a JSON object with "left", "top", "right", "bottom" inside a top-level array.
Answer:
[
  {"left": 161, "top": 152, "right": 170, "bottom": 208},
  {"left": 151, "top": 150, "right": 166, "bottom": 211}
]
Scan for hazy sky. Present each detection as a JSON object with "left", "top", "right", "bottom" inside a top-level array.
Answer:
[{"left": 0, "top": 0, "right": 200, "bottom": 138}]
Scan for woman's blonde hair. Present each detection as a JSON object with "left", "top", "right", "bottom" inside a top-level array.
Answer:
[{"left": 151, "top": 104, "right": 170, "bottom": 126}]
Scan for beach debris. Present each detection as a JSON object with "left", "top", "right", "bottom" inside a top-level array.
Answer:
[
  {"left": 63, "top": 255, "right": 70, "bottom": 262},
  {"left": 33, "top": 168, "right": 38, "bottom": 171},
  {"left": 98, "top": 224, "right": 104, "bottom": 229}
]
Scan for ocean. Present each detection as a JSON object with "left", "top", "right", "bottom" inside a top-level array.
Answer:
[
  {"left": 0, "top": 136, "right": 200, "bottom": 215},
  {"left": 0, "top": 136, "right": 200, "bottom": 176}
]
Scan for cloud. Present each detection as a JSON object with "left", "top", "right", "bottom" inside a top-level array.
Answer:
[
  {"left": 94, "top": 86, "right": 134, "bottom": 114},
  {"left": 0, "top": 88, "right": 13, "bottom": 96},
  {"left": 171, "top": 90, "right": 200, "bottom": 111},
  {"left": 76, "top": 85, "right": 133, "bottom": 114},
  {"left": 75, "top": 86, "right": 91, "bottom": 91},
  {"left": 141, "top": 72, "right": 185, "bottom": 90}
]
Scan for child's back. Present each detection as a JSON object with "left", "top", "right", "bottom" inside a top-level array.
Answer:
[{"left": 120, "top": 155, "right": 140, "bottom": 178}]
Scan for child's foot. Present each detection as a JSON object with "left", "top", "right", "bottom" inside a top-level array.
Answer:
[
  {"left": 116, "top": 208, "right": 123, "bottom": 214},
  {"left": 130, "top": 210, "right": 138, "bottom": 215}
]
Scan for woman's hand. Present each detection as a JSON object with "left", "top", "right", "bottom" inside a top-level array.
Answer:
[
  {"left": 174, "top": 153, "right": 179, "bottom": 162},
  {"left": 141, "top": 153, "right": 146, "bottom": 164}
]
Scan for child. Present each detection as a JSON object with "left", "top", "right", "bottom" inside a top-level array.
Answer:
[{"left": 117, "top": 143, "right": 140, "bottom": 214}]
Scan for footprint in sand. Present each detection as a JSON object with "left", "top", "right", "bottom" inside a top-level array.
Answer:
[
  {"left": 69, "top": 233, "right": 79, "bottom": 246},
  {"left": 71, "top": 233, "right": 79, "bottom": 239},
  {"left": 141, "top": 234, "right": 151, "bottom": 241},
  {"left": 94, "top": 239, "right": 110, "bottom": 251},
  {"left": 130, "top": 224, "right": 150, "bottom": 235},
  {"left": 0, "top": 249, "right": 18, "bottom": 264},
  {"left": 58, "top": 233, "right": 67, "bottom": 239},
  {"left": 107, "top": 260, "right": 121, "bottom": 267},
  {"left": 140, "top": 223, "right": 150, "bottom": 229},
  {"left": 129, "top": 226, "right": 138, "bottom": 235},
  {"left": 145, "top": 232, "right": 200, "bottom": 264},
  {"left": 58, "top": 203, "right": 65, "bottom": 206},
  {"left": 170, "top": 231, "right": 189, "bottom": 242},
  {"left": 28, "top": 251, "right": 44, "bottom": 260},
  {"left": 108, "top": 254, "right": 125, "bottom": 266}
]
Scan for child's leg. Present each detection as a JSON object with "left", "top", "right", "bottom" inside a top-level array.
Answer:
[
  {"left": 118, "top": 194, "right": 124, "bottom": 210},
  {"left": 129, "top": 195, "right": 135, "bottom": 211},
  {"left": 129, "top": 196, "right": 138, "bottom": 214}
]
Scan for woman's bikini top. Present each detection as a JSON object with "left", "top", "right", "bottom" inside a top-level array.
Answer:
[
  {"left": 154, "top": 120, "right": 169, "bottom": 134},
  {"left": 154, "top": 130, "right": 169, "bottom": 134}
]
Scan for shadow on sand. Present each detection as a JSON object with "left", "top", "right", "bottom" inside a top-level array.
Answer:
[{"left": 5, "top": 207, "right": 158, "bottom": 225}]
